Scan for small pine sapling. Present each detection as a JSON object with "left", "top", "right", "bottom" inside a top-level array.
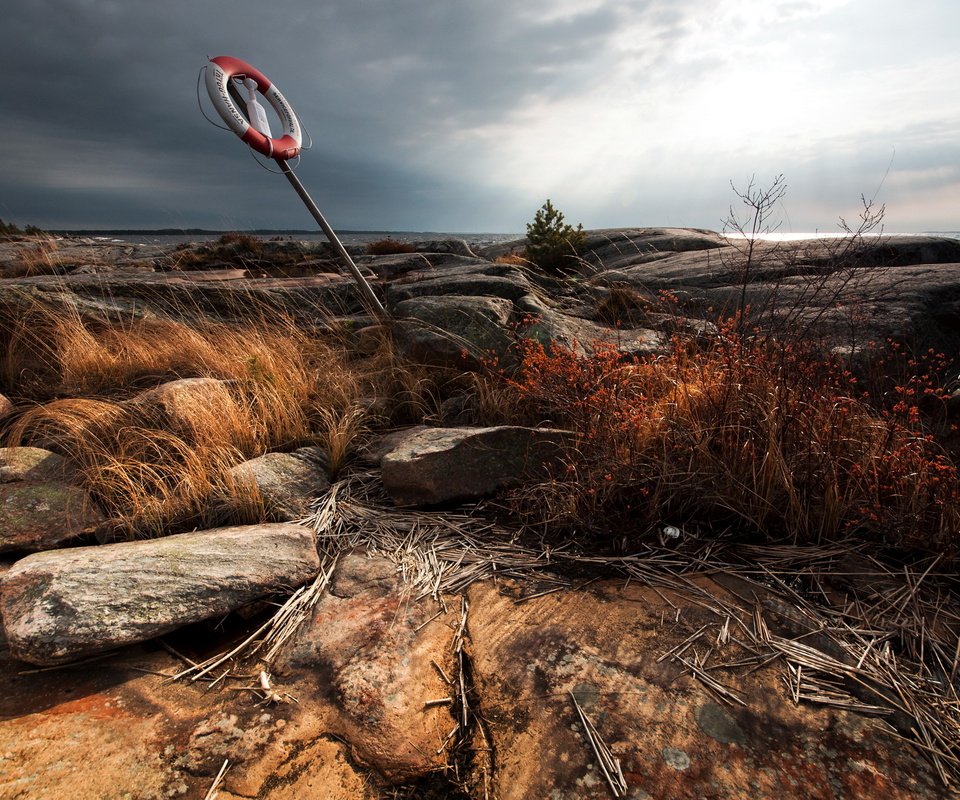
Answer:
[{"left": 525, "top": 199, "right": 586, "bottom": 274}]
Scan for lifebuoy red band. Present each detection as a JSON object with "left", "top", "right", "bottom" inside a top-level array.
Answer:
[{"left": 205, "top": 55, "right": 302, "bottom": 160}]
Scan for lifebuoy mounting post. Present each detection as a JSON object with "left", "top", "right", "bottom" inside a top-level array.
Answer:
[{"left": 204, "top": 55, "right": 387, "bottom": 319}]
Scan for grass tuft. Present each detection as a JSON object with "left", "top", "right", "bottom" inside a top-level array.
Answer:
[
  {"left": 0, "top": 297, "right": 365, "bottom": 537},
  {"left": 3, "top": 237, "right": 63, "bottom": 278},
  {"left": 366, "top": 238, "right": 418, "bottom": 256}
]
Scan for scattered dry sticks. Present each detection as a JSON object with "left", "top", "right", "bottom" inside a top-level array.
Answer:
[
  {"left": 202, "top": 759, "right": 230, "bottom": 800},
  {"left": 305, "top": 475, "right": 960, "bottom": 788},
  {"left": 170, "top": 556, "right": 337, "bottom": 691},
  {"left": 569, "top": 690, "right": 628, "bottom": 798},
  {"left": 169, "top": 473, "right": 960, "bottom": 790}
]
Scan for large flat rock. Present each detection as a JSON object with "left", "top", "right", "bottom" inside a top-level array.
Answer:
[
  {"left": 0, "top": 523, "right": 320, "bottom": 665},
  {"left": 465, "top": 579, "right": 943, "bottom": 800},
  {"left": 381, "top": 425, "right": 574, "bottom": 506}
]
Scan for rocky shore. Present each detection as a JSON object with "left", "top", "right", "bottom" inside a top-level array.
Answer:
[{"left": 1, "top": 229, "right": 959, "bottom": 798}]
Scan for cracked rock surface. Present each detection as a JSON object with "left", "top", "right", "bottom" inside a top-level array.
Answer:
[{"left": 0, "top": 554, "right": 947, "bottom": 799}]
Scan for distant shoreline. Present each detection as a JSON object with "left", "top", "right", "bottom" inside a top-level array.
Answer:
[
  {"left": 49, "top": 228, "right": 518, "bottom": 237},
  {"left": 50, "top": 227, "right": 958, "bottom": 239}
]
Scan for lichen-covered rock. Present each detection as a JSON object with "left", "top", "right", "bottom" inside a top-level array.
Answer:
[
  {"left": 517, "top": 293, "right": 666, "bottom": 357},
  {"left": 465, "top": 579, "right": 944, "bottom": 800},
  {"left": 0, "top": 448, "right": 102, "bottom": 554},
  {"left": 0, "top": 523, "right": 320, "bottom": 665},
  {"left": 277, "top": 553, "right": 455, "bottom": 781},
  {"left": 227, "top": 447, "right": 330, "bottom": 520},
  {"left": 381, "top": 425, "right": 574, "bottom": 506},
  {"left": 0, "top": 446, "right": 76, "bottom": 484},
  {"left": 392, "top": 294, "right": 515, "bottom": 370},
  {"left": 0, "top": 482, "right": 102, "bottom": 553}
]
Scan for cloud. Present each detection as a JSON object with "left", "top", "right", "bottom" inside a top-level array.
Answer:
[{"left": 0, "top": 0, "right": 956, "bottom": 232}]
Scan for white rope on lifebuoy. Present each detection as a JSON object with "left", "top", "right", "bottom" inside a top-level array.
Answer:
[{"left": 204, "top": 55, "right": 302, "bottom": 160}]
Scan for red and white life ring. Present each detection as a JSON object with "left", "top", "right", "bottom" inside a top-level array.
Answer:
[{"left": 205, "top": 56, "right": 302, "bottom": 160}]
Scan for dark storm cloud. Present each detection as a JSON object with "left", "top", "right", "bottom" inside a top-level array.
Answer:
[
  {"left": 0, "top": 0, "right": 653, "bottom": 229},
  {"left": 1, "top": 0, "right": 957, "bottom": 231}
]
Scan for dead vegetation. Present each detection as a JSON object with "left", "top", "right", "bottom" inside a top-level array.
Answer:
[
  {"left": 2, "top": 237, "right": 64, "bottom": 278},
  {"left": 293, "top": 472, "right": 960, "bottom": 788},
  {"left": 366, "top": 238, "right": 418, "bottom": 255},
  {"left": 0, "top": 293, "right": 367, "bottom": 537}
]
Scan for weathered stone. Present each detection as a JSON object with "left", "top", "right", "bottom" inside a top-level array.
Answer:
[
  {"left": 227, "top": 448, "right": 330, "bottom": 520},
  {"left": 358, "top": 425, "right": 430, "bottom": 466},
  {"left": 392, "top": 294, "right": 515, "bottom": 370},
  {"left": 466, "top": 579, "right": 943, "bottom": 800},
  {"left": 517, "top": 293, "right": 666, "bottom": 357},
  {"left": 0, "top": 523, "right": 320, "bottom": 665},
  {"left": 0, "top": 447, "right": 94, "bottom": 553},
  {"left": 215, "top": 736, "right": 370, "bottom": 799},
  {"left": 0, "top": 637, "right": 376, "bottom": 799},
  {"left": 414, "top": 238, "right": 477, "bottom": 257},
  {"left": 126, "top": 377, "right": 231, "bottom": 418},
  {"left": 381, "top": 425, "right": 574, "bottom": 506},
  {"left": 387, "top": 270, "right": 534, "bottom": 305},
  {"left": 697, "top": 701, "right": 747, "bottom": 746},
  {"left": 277, "top": 553, "right": 455, "bottom": 781},
  {"left": 358, "top": 251, "right": 482, "bottom": 281},
  {"left": 588, "top": 234, "right": 960, "bottom": 352},
  {"left": 0, "top": 482, "right": 102, "bottom": 554},
  {"left": 0, "top": 561, "right": 9, "bottom": 651},
  {"left": 0, "top": 446, "right": 76, "bottom": 484}
]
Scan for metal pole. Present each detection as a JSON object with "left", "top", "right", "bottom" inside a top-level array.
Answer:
[{"left": 275, "top": 159, "right": 387, "bottom": 319}]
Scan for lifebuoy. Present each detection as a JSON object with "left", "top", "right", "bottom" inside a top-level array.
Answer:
[{"left": 205, "top": 56, "right": 302, "bottom": 160}]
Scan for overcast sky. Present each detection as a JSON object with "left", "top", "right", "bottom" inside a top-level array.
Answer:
[{"left": 1, "top": 0, "right": 957, "bottom": 233}]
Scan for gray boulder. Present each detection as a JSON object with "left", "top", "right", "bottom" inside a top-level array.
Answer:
[
  {"left": 0, "top": 523, "right": 320, "bottom": 665},
  {"left": 386, "top": 269, "right": 534, "bottom": 306},
  {"left": 381, "top": 425, "right": 574, "bottom": 506},
  {"left": 0, "top": 447, "right": 100, "bottom": 554},
  {"left": 126, "top": 377, "right": 231, "bottom": 417},
  {"left": 414, "top": 238, "right": 477, "bottom": 257},
  {"left": 517, "top": 294, "right": 666, "bottom": 357},
  {"left": 392, "top": 294, "right": 515, "bottom": 370},
  {"left": 579, "top": 227, "right": 728, "bottom": 271},
  {"left": 359, "top": 252, "right": 484, "bottom": 281},
  {"left": 0, "top": 447, "right": 75, "bottom": 484},
  {"left": 227, "top": 448, "right": 330, "bottom": 520}
]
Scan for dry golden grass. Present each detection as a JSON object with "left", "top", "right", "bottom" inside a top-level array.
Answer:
[
  {"left": 0, "top": 296, "right": 368, "bottom": 537},
  {"left": 494, "top": 252, "right": 530, "bottom": 266},
  {"left": 315, "top": 405, "right": 368, "bottom": 478},
  {"left": 355, "top": 325, "right": 457, "bottom": 424},
  {"left": 594, "top": 285, "right": 655, "bottom": 326},
  {"left": 3, "top": 237, "right": 63, "bottom": 278}
]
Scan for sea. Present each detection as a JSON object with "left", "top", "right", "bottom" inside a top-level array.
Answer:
[
  {"left": 69, "top": 231, "right": 523, "bottom": 248},
  {"left": 68, "top": 230, "right": 960, "bottom": 247}
]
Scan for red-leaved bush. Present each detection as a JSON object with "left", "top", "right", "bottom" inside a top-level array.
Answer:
[{"left": 498, "top": 322, "right": 960, "bottom": 559}]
